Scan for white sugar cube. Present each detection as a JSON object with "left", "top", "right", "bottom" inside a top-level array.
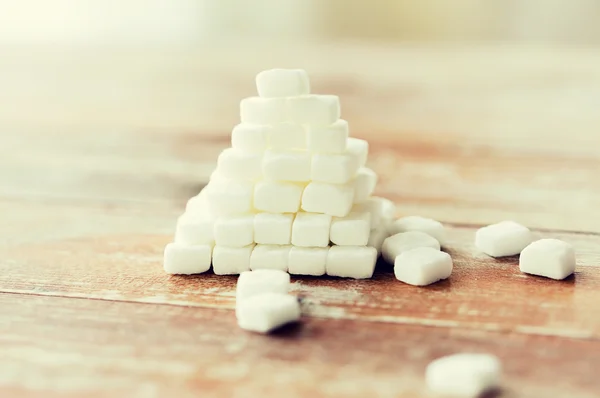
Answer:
[
  {"left": 240, "top": 96, "right": 287, "bottom": 125},
  {"left": 379, "top": 197, "right": 396, "bottom": 221},
  {"left": 311, "top": 152, "right": 360, "bottom": 184},
  {"left": 212, "top": 245, "right": 255, "bottom": 275},
  {"left": 206, "top": 179, "right": 254, "bottom": 216},
  {"left": 263, "top": 150, "right": 311, "bottom": 182},
  {"left": 256, "top": 69, "right": 310, "bottom": 98},
  {"left": 394, "top": 247, "right": 452, "bottom": 286},
  {"left": 185, "top": 189, "right": 213, "bottom": 216},
  {"left": 291, "top": 212, "right": 332, "bottom": 247},
  {"left": 288, "top": 246, "right": 328, "bottom": 276},
  {"left": 330, "top": 211, "right": 371, "bottom": 246},
  {"left": 249, "top": 244, "right": 291, "bottom": 272},
  {"left": 174, "top": 212, "right": 215, "bottom": 245},
  {"left": 231, "top": 123, "right": 269, "bottom": 153},
  {"left": 307, "top": 119, "right": 349, "bottom": 153},
  {"left": 301, "top": 181, "right": 354, "bottom": 217},
  {"left": 390, "top": 216, "right": 446, "bottom": 245},
  {"left": 426, "top": 353, "right": 502, "bottom": 397},
  {"left": 287, "top": 95, "right": 340, "bottom": 125},
  {"left": 214, "top": 214, "right": 254, "bottom": 247},
  {"left": 326, "top": 246, "right": 377, "bottom": 279},
  {"left": 353, "top": 196, "right": 390, "bottom": 229},
  {"left": 368, "top": 228, "right": 389, "bottom": 254},
  {"left": 346, "top": 137, "right": 369, "bottom": 167},
  {"left": 254, "top": 213, "right": 294, "bottom": 245},
  {"left": 268, "top": 122, "right": 307, "bottom": 151},
  {"left": 475, "top": 221, "right": 533, "bottom": 257},
  {"left": 236, "top": 269, "right": 290, "bottom": 301},
  {"left": 353, "top": 167, "right": 378, "bottom": 203},
  {"left": 382, "top": 231, "right": 440, "bottom": 264},
  {"left": 236, "top": 293, "right": 300, "bottom": 333},
  {"left": 216, "top": 148, "right": 263, "bottom": 181},
  {"left": 254, "top": 181, "right": 303, "bottom": 213},
  {"left": 163, "top": 242, "right": 213, "bottom": 275},
  {"left": 519, "top": 239, "right": 576, "bottom": 280}
]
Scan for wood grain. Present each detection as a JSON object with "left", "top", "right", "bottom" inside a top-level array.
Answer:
[
  {"left": 2, "top": 293, "right": 599, "bottom": 398},
  {"left": 1, "top": 43, "right": 600, "bottom": 397},
  {"left": 1, "top": 201, "right": 598, "bottom": 339}
]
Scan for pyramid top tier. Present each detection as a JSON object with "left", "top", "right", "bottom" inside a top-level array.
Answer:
[
  {"left": 256, "top": 69, "right": 310, "bottom": 98},
  {"left": 242, "top": 69, "right": 340, "bottom": 126}
]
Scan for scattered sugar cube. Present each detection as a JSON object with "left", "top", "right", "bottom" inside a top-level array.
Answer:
[
  {"left": 250, "top": 244, "right": 291, "bottom": 272},
  {"left": 236, "top": 293, "right": 301, "bottom": 333},
  {"left": 291, "top": 212, "right": 332, "bottom": 247},
  {"left": 311, "top": 152, "right": 360, "bottom": 184},
  {"left": 390, "top": 216, "right": 446, "bottom": 245},
  {"left": 330, "top": 211, "right": 371, "bottom": 246},
  {"left": 394, "top": 247, "right": 452, "bottom": 286},
  {"left": 212, "top": 244, "right": 255, "bottom": 275},
  {"left": 426, "top": 353, "right": 502, "bottom": 397},
  {"left": 346, "top": 137, "right": 369, "bottom": 167},
  {"left": 174, "top": 212, "right": 216, "bottom": 245},
  {"left": 254, "top": 181, "right": 303, "bottom": 213},
  {"left": 231, "top": 123, "right": 269, "bottom": 153},
  {"left": 353, "top": 167, "right": 378, "bottom": 203},
  {"left": 301, "top": 181, "right": 354, "bottom": 217},
  {"left": 163, "top": 242, "right": 213, "bottom": 275},
  {"left": 287, "top": 95, "right": 340, "bottom": 125},
  {"left": 216, "top": 148, "right": 263, "bottom": 181},
  {"left": 367, "top": 228, "right": 389, "bottom": 254},
  {"left": 263, "top": 150, "right": 311, "bottom": 182},
  {"left": 206, "top": 179, "right": 254, "bottom": 216},
  {"left": 475, "top": 221, "right": 533, "bottom": 257},
  {"left": 307, "top": 119, "right": 349, "bottom": 153},
  {"left": 288, "top": 246, "right": 328, "bottom": 276},
  {"left": 240, "top": 96, "right": 288, "bottom": 125},
  {"left": 254, "top": 213, "right": 294, "bottom": 245},
  {"left": 256, "top": 69, "right": 310, "bottom": 98},
  {"left": 214, "top": 214, "right": 255, "bottom": 247},
  {"left": 326, "top": 246, "right": 377, "bottom": 279},
  {"left": 382, "top": 231, "right": 440, "bottom": 264},
  {"left": 519, "top": 238, "right": 576, "bottom": 280},
  {"left": 236, "top": 269, "right": 290, "bottom": 301},
  {"left": 268, "top": 122, "right": 307, "bottom": 151}
]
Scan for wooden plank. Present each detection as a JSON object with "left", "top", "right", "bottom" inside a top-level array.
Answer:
[
  {"left": 1, "top": 198, "right": 598, "bottom": 338},
  {"left": 1, "top": 128, "right": 599, "bottom": 232},
  {"left": 2, "top": 293, "right": 599, "bottom": 398}
]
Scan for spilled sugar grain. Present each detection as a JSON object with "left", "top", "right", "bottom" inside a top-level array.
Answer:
[{"left": 290, "top": 280, "right": 365, "bottom": 319}]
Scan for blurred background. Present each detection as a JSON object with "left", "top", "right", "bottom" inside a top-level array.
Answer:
[
  {"left": 1, "top": 0, "right": 599, "bottom": 230},
  {"left": 2, "top": 0, "right": 600, "bottom": 46}
]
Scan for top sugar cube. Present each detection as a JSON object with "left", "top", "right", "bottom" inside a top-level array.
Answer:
[{"left": 256, "top": 69, "right": 310, "bottom": 98}]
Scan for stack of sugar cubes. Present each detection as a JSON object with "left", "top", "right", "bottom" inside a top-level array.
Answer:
[{"left": 164, "top": 69, "right": 396, "bottom": 279}]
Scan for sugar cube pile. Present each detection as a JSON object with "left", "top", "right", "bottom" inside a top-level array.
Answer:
[{"left": 164, "top": 69, "right": 394, "bottom": 279}]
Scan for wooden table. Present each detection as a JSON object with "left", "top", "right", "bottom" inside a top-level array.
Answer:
[{"left": 1, "top": 43, "right": 599, "bottom": 397}]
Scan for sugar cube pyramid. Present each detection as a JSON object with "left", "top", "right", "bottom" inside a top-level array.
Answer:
[{"left": 164, "top": 69, "right": 395, "bottom": 278}]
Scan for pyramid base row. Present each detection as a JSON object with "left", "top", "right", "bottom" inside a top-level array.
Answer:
[{"left": 164, "top": 239, "right": 389, "bottom": 279}]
